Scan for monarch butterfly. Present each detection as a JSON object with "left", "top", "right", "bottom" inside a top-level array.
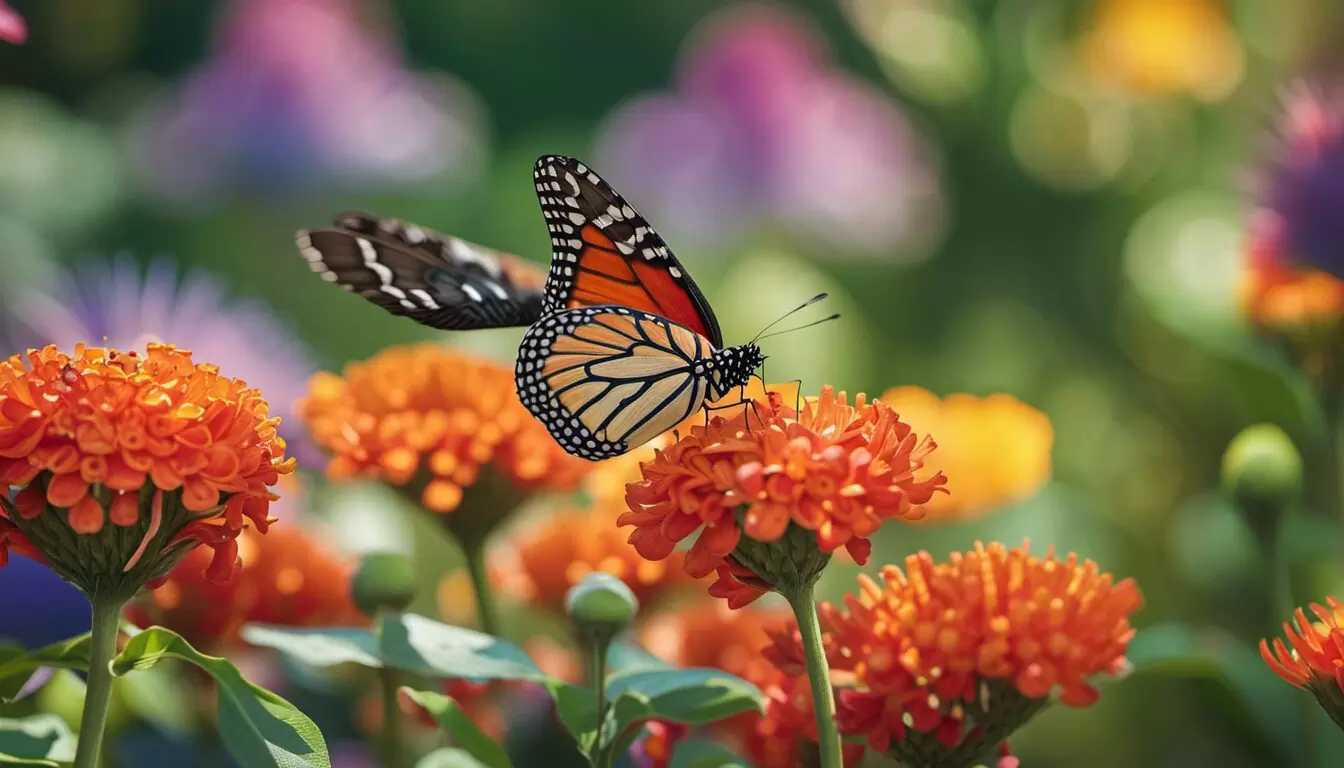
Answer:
[{"left": 297, "top": 156, "right": 829, "bottom": 460}]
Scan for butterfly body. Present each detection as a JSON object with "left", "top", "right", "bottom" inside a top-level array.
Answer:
[{"left": 516, "top": 305, "right": 763, "bottom": 459}]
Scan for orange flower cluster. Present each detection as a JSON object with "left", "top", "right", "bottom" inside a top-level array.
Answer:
[
  {"left": 299, "top": 344, "right": 587, "bottom": 515},
  {"left": 622, "top": 387, "right": 945, "bottom": 605},
  {"left": 797, "top": 542, "right": 1141, "bottom": 754},
  {"left": 128, "top": 523, "right": 362, "bottom": 649},
  {"left": 0, "top": 344, "right": 292, "bottom": 584},
  {"left": 641, "top": 602, "right": 864, "bottom": 768},
  {"left": 1240, "top": 260, "right": 1344, "bottom": 332},
  {"left": 878, "top": 388, "right": 1052, "bottom": 522},
  {"left": 1262, "top": 596, "right": 1344, "bottom": 726},
  {"left": 491, "top": 506, "right": 698, "bottom": 615}
]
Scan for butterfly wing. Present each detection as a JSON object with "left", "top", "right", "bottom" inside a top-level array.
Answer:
[
  {"left": 296, "top": 211, "right": 546, "bottom": 330},
  {"left": 532, "top": 155, "right": 724, "bottom": 347},
  {"left": 516, "top": 306, "right": 717, "bottom": 460}
]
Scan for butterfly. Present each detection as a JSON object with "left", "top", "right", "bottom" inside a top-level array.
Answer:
[{"left": 297, "top": 156, "right": 826, "bottom": 460}]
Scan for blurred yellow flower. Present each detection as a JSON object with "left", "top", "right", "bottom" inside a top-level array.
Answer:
[
  {"left": 1081, "top": 0, "right": 1242, "bottom": 101},
  {"left": 878, "top": 387, "right": 1052, "bottom": 521}
]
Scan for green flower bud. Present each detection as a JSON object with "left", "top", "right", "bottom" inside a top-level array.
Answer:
[
  {"left": 1221, "top": 424, "right": 1303, "bottom": 513},
  {"left": 351, "top": 553, "right": 417, "bottom": 618},
  {"left": 565, "top": 572, "right": 639, "bottom": 638}
]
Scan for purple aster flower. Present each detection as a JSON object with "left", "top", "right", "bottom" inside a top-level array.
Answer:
[
  {"left": 2, "top": 255, "right": 320, "bottom": 466},
  {"left": 595, "top": 4, "right": 943, "bottom": 258},
  {"left": 127, "top": 0, "right": 486, "bottom": 206},
  {"left": 1251, "top": 82, "right": 1344, "bottom": 279}
]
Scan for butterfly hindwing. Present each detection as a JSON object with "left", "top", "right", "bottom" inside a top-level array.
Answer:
[
  {"left": 296, "top": 211, "right": 546, "bottom": 331},
  {"left": 532, "top": 155, "right": 724, "bottom": 347},
  {"left": 515, "top": 305, "right": 718, "bottom": 460}
]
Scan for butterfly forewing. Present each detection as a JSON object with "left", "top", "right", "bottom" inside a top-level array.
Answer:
[
  {"left": 296, "top": 211, "right": 546, "bottom": 331},
  {"left": 532, "top": 155, "right": 724, "bottom": 347},
  {"left": 516, "top": 306, "right": 718, "bottom": 460}
]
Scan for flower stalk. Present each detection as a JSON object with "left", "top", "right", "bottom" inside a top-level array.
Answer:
[
  {"left": 462, "top": 541, "right": 501, "bottom": 638},
  {"left": 782, "top": 580, "right": 843, "bottom": 768},
  {"left": 72, "top": 586, "right": 128, "bottom": 768},
  {"left": 378, "top": 667, "right": 404, "bottom": 768}
]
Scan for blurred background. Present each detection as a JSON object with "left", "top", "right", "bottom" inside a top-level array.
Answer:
[{"left": 3, "top": 0, "right": 1344, "bottom": 766}]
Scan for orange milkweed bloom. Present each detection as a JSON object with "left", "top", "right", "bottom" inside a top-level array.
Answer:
[
  {"left": 491, "top": 505, "right": 698, "bottom": 616},
  {"left": 622, "top": 386, "right": 945, "bottom": 607},
  {"left": 1261, "top": 596, "right": 1344, "bottom": 728},
  {"left": 770, "top": 542, "right": 1141, "bottom": 763},
  {"left": 299, "top": 344, "right": 587, "bottom": 535},
  {"left": 0, "top": 344, "right": 293, "bottom": 595}
]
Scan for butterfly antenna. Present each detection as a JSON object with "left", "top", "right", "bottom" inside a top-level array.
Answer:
[
  {"left": 755, "top": 313, "right": 841, "bottom": 341},
  {"left": 751, "top": 293, "right": 829, "bottom": 343}
]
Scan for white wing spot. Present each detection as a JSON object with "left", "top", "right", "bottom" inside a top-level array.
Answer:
[
  {"left": 462, "top": 284, "right": 484, "bottom": 302},
  {"left": 411, "top": 289, "right": 440, "bottom": 309}
]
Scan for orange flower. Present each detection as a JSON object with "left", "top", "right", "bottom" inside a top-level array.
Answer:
[
  {"left": 491, "top": 505, "right": 698, "bottom": 616},
  {"left": 877, "top": 387, "right": 1052, "bottom": 522},
  {"left": 1261, "top": 596, "right": 1344, "bottom": 728},
  {"left": 299, "top": 344, "right": 587, "bottom": 537},
  {"left": 641, "top": 602, "right": 864, "bottom": 768},
  {"left": 128, "top": 522, "right": 362, "bottom": 649},
  {"left": 1240, "top": 261, "right": 1344, "bottom": 333},
  {"left": 0, "top": 344, "right": 292, "bottom": 595},
  {"left": 788, "top": 542, "right": 1141, "bottom": 762},
  {"left": 622, "top": 386, "right": 945, "bottom": 607}
]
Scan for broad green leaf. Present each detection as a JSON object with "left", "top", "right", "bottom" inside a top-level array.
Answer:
[
  {"left": 401, "top": 688, "right": 512, "bottom": 768},
  {"left": 113, "top": 627, "right": 330, "bottom": 768},
  {"left": 600, "top": 668, "right": 763, "bottom": 753},
  {"left": 546, "top": 681, "right": 599, "bottom": 755},
  {"left": 415, "top": 748, "right": 494, "bottom": 768},
  {"left": 243, "top": 613, "right": 542, "bottom": 684},
  {"left": 606, "top": 642, "right": 668, "bottom": 675},
  {"left": 1128, "top": 623, "right": 1301, "bottom": 765},
  {"left": 0, "top": 715, "right": 76, "bottom": 766},
  {"left": 241, "top": 626, "right": 382, "bottom": 669},
  {"left": 0, "top": 635, "right": 90, "bottom": 703},
  {"left": 116, "top": 660, "right": 197, "bottom": 737},
  {"left": 669, "top": 740, "right": 750, "bottom": 768}
]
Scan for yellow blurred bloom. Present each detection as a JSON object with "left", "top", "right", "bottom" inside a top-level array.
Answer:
[
  {"left": 1081, "top": 0, "right": 1242, "bottom": 101},
  {"left": 878, "top": 387, "right": 1052, "bottom": 521}
]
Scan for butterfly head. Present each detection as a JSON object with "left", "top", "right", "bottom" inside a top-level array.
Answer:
[{"left": 709, "top": 343, "right": 766, "bottom": 400}]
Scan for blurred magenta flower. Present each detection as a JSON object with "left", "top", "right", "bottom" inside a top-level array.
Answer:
[
  {"left": 596, "top": 4, "right": 942, "bottom": 258},
  {"left": 1251, "top": 83, "right": 1344, "bottom": 279},
  {"left": 2, "top": 256, "right": 319, "bottom": 464},
  {"left": 127, "top": 0, "right": 486, "bottom": 205},
  {"left": 0, "top": 1, "right": 25, "bottom": 44}
]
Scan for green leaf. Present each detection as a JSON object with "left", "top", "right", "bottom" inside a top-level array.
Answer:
[
  {"left": 115, "top": 660, "right": 197, "bottom": 738},
  {"left": 545, "top": 681, "right": 599, "bottom": 755},
  {"left": 400, "top": 688, "right": 512, "bottom": 768},
  {"left": 600, "top": 668, "right": 763, "bottom": 753},
  {"left": 415, "top": 748, "right": 495, "bottom": 768},
  {"left": 1128, "top": 623, "right": 1301, "bottom": 765},
  {"left": 606, "top": 641, "right": 668, "bottom": 675},
  {"left": 0, "top": 715, "right": 77, "bottom": 766},
  {"left": 0, "top": 635, "right": 91, "bottom": 703},
  {"left": 669, "top": 740, "right": 750, "bottom": 768},
  {"left": 112, "top": 627, "right": 330, "bottom": 768},
  {"left": 242, "top": 613, "right": 543, "bottom": 684}
]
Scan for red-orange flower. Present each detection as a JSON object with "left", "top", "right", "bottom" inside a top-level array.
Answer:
[
  {"left": 877, "top": 388, "right": 1052, "bottom": 522},
  {"left": 641, "top": 602, "right": 864, "bottom": 768},
  {"left": 491, "top": 506, "right": 699, "bottom": 615},
  {"left": 300, "top": 345, "right": 586, "bottom": 545},
  {"left": 127, "top": 521, "right": 362, "bottom": 649},
  {"left": 623, "top": 386, "right": 945, "bottom": 607},
  {"left": 0, "top": 344, "right": 292, "bottom": 594},
  {"left": 781, "top": 542, "right": 1141, "bottom": 762},
  {"left": 1261, "top": 596, "right": 1344, "bottom": 728}
]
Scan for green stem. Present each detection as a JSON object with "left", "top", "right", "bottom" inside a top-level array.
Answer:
[
  {"left": 784, "top": 581, "right": 842, "bottom": 768},
  {"left": 73, "top": 589, "right": 125, "bottom": 768},
  {"left": 586, "top": 636, "right": 612, "bottom": 768},
  {"left": 379, "top": 667, "right": 404, "bottom": 768},
  {"left": 461, "top": 541, "right": 501, "bottom": 637},
  {"left": 1263, "top": 518, "right": 1316, "bottom": 766}
]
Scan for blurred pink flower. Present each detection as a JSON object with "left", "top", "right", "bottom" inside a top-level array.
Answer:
[
  {"left": 2, "top": 256, "right": 320, "bottom": 466},
  {"left": 596, "top": 4, "right": 942, "bottom": 258},
  {"left": 128, "top": 0, "right": 485, "bottom": 205},
  {"left": 0, "top": 1, "right": 26, "bottom": 44}
]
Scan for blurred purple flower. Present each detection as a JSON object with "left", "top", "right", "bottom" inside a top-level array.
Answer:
[
  {"left": 0, "top": 1, "right": 26, "bottom": 44},
  {"left": 596, "top": 4, "right": 942, "bottom": 258},
  {"left": 1251, "top": 83, "right": 1344, "bottom": 279},
  {"left": 128, "top": 0, "right": 486, "bottom": 205},
  {"left": 3, "top": 256, "right": 320, "bottom": 466}
]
